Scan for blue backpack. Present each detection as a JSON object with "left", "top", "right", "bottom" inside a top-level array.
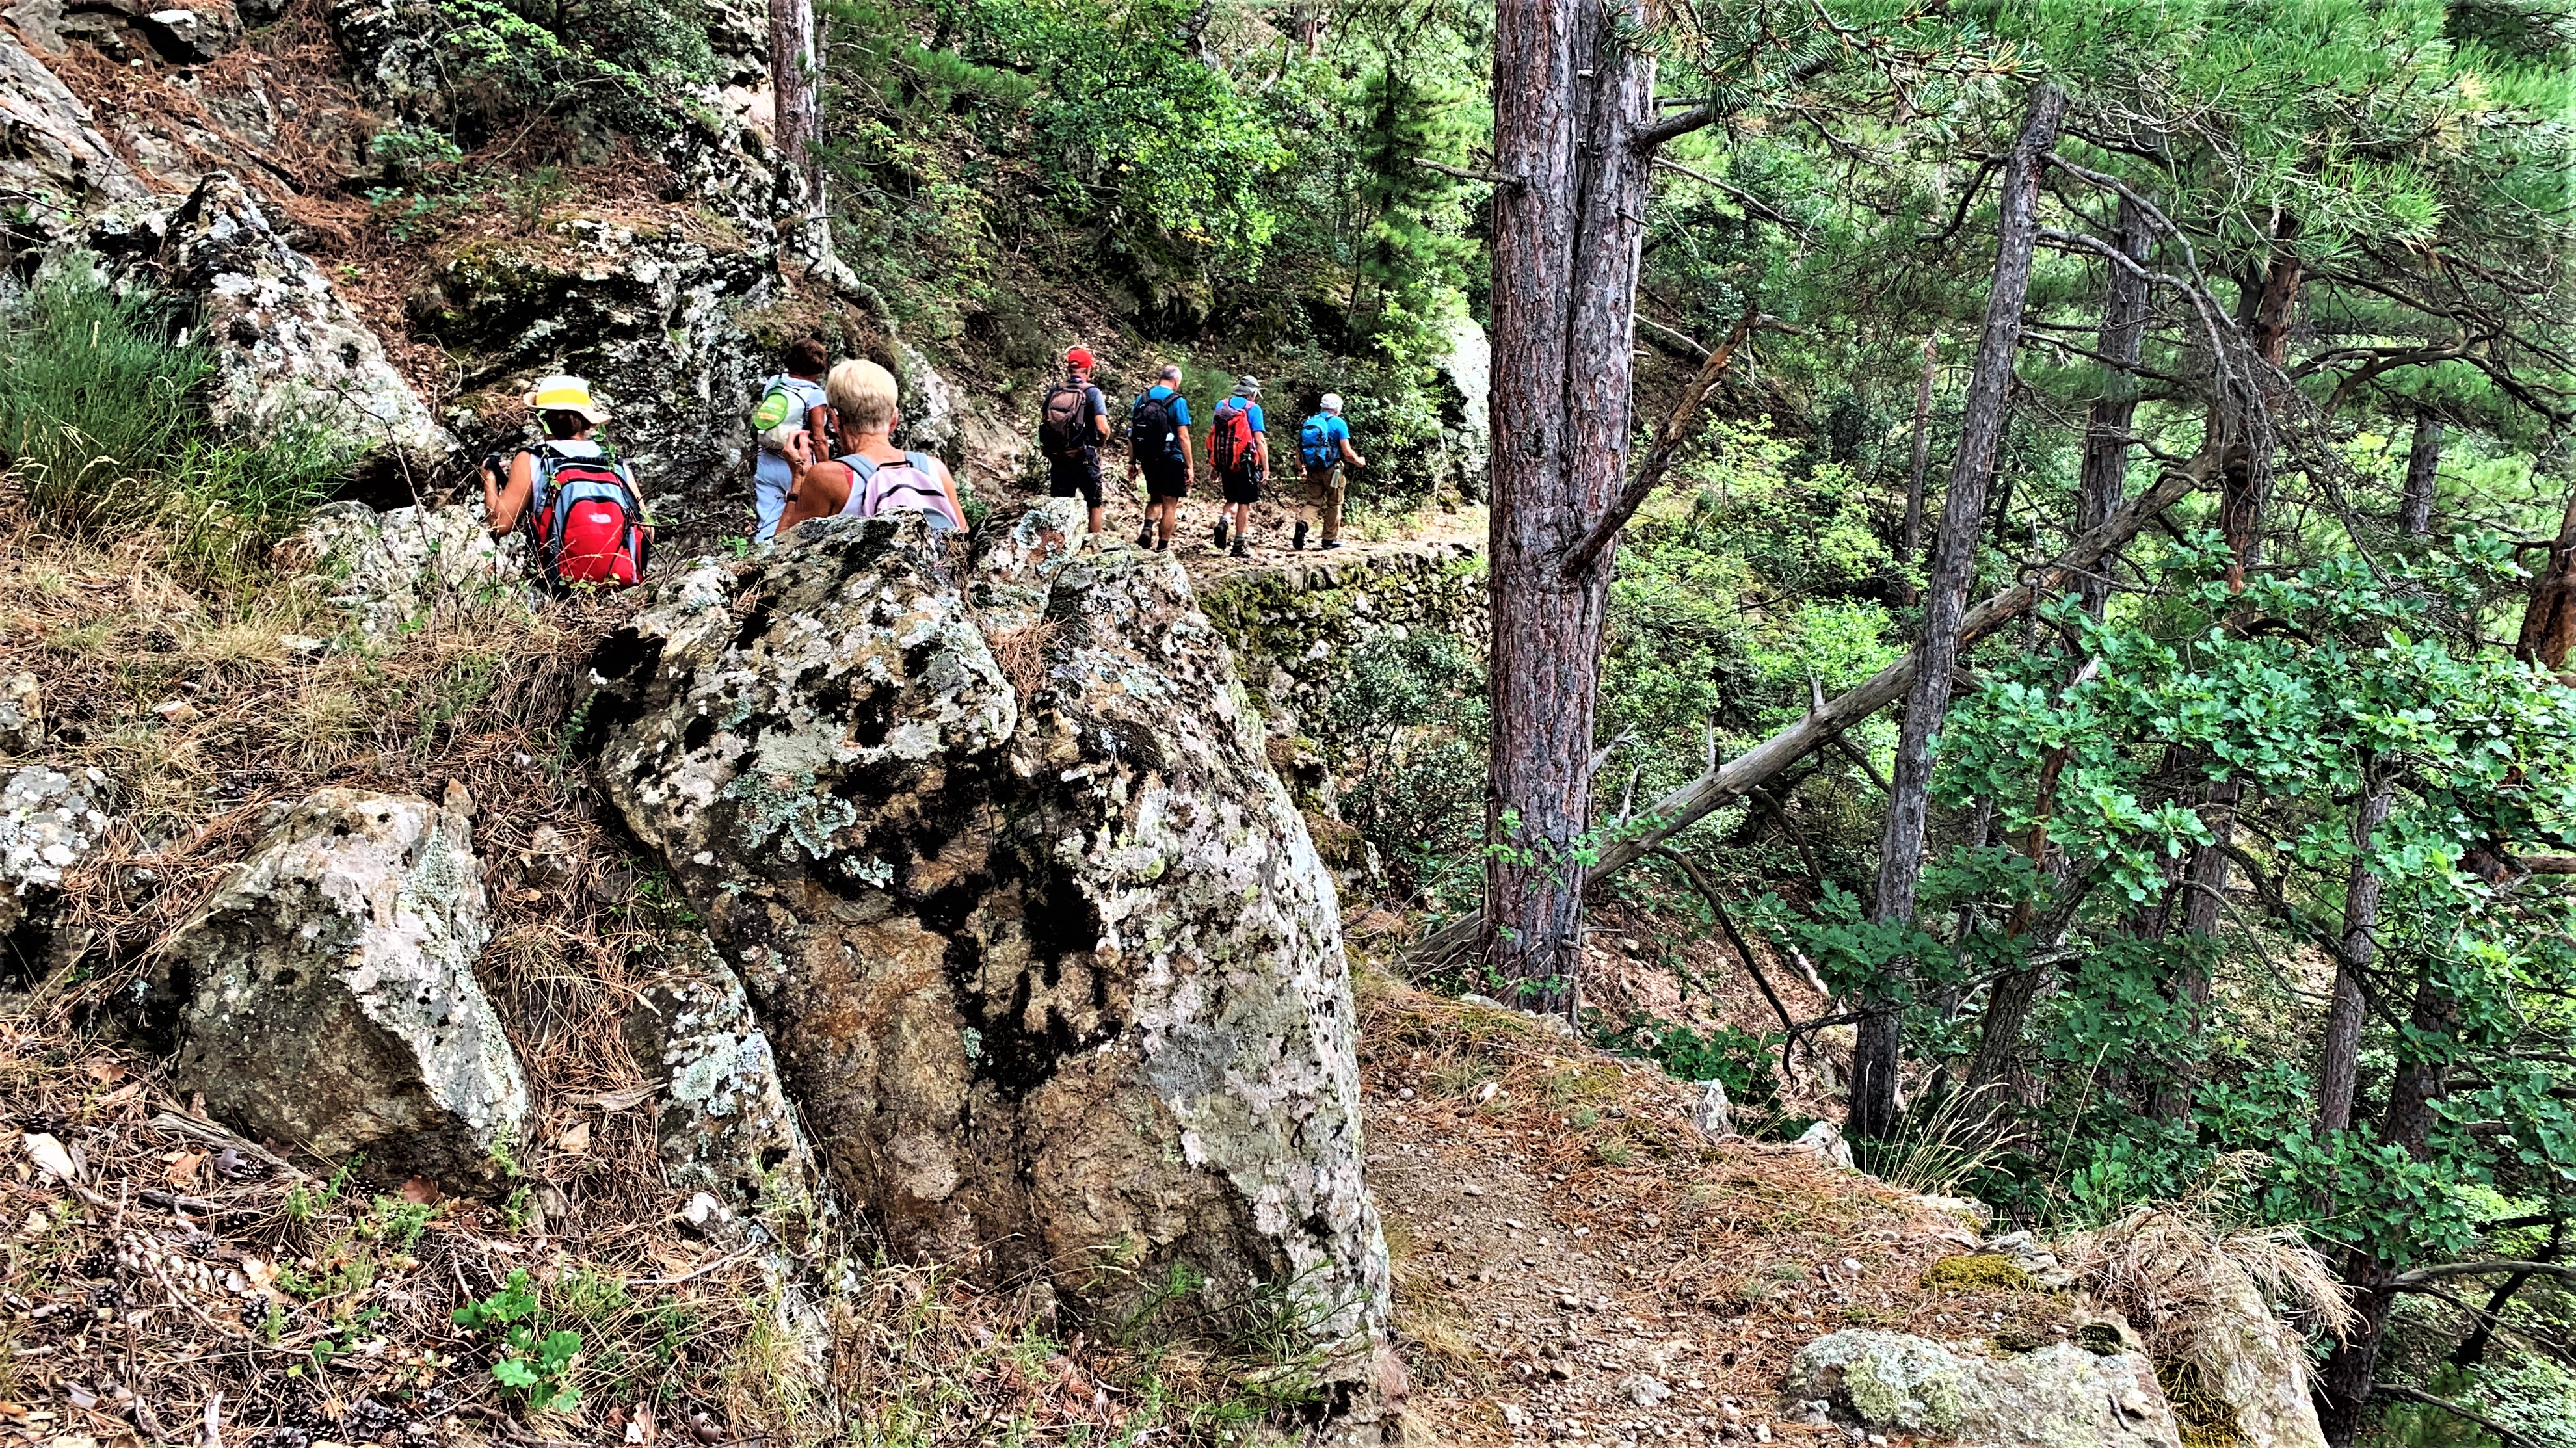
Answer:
[{"left": 1301, "top": 413, "right": 1344, "bottom": 467}]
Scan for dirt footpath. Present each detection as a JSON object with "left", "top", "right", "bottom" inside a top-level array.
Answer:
[{"left": 1353, "top": 977, "right": 2082, "bottom": 1447}]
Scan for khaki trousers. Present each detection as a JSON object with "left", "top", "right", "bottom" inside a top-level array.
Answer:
[{"left": 1302, "top": 464, "right": 1345, "bottom": 542}]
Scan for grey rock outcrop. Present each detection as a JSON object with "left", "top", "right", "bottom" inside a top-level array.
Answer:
[
  {"left": 1430, "top": 313, "right": 1491, "bottom": 500},
  {"left": 0, "top": 674, "right": 42, "bottom": 756},
  {"left": 155, "top": 789, "right": 529, "bottom": 1189},
  {"left": 2071, "top": 1211, "right": 2330, "bottom": 1448},
  {"left": 294, "top": 501, "right": 532, "bottom": 635},
  {"left": 1787, "top": 1330, "right": 2181, "bottom": 1448},
  {"left": 583, "top": 509, "right": 1389, "bottom": 1366},
  {"left": 416, "top": 216, "right": 782, "bottom": 546},
  {"left": 1196, "top": 541, "right": 1484, "bottom": 727},
  {"left": 0, "top": 763, "right": 110, "bottom": 942},
  {"left": 0, "top": 27, "right": 150, "bottom": 233},
  {"left": 83, "top": 174, "right": 453, "bottom": 464},
  {"left": 623, "top": 935, "right": 819, "bottom": 1219},
  {"left": 12, "top": 0, "right": 242, "bottom": 64}
]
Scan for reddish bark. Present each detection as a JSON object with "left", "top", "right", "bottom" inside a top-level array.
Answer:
[
  {"left": 1479, "top": 0, "right": 1657, "bottom": 1010},
  {"left": 2516, "top": 484, "right": 2576, "bottom": 675}
]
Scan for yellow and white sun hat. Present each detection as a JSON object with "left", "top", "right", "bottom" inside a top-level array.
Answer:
[{"left": 522, "top": 375, "right": 611, "bottom": 424}]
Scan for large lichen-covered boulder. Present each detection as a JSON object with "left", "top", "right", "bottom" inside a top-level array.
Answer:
[
  {"left": 582, "top": 508, "right": 1388, "bottom": 1366},
  {"left": 414, "top": 218, "right": 782, "bottom": 548},
  {"left": 1787, "top": 1330, "right": 2181, "bottom": 1448},
  {"left": 154, "top": 790, "right": 529, "bottom": 1189},
  {"left": 622, "top": 934, "right": 821, "bottom": 1226},
  {"left": 81, "top": 174, "right": 454, "bottom": 464}
]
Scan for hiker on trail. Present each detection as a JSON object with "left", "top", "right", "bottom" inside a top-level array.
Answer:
[
  {"left": 773, "top": 358, "right": 967, "bottom": 534},
  {"left": 1207, "top": 375, "right": 1268, "bottom": 559},
  {"left": 1037, "top": 345, "right": 1111, "bottom": 534},
  {"left": 479, "top": 375, "right": 652, "bottom": 588},
  {"left": 749, "top": 338, "right": 836, "bottom": 541},
  {"left": 1126, "top": 363, "right": 1193, "bottom": 551},
  {"left": 1295, "top": 393, "right": 1367, "bottom": 551}
]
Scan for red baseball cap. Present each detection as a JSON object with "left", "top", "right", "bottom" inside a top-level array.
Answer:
[{"left": 1066, "top": 345, "right": 1096, "bottom": 369}]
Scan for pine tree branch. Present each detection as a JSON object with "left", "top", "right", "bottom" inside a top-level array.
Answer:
[
  {"left": 2370, "top": 1386, "right": 2544, "bottom": 1448},
  {"left": 2391, "top": 1260, "right": 2576, "bottom": 1288},
  {"left": 1651, "top": 157, "right": 1798, "bottom": 229},
  {"left": 1410, "top": 157, "right": 1524, "bottom": 189},
  {"left": 1632, "top": 52, "right": 1837, "bottom": 152},
  {"left": 1559, "top": 301, "right": 1761, "bottom": 581}
]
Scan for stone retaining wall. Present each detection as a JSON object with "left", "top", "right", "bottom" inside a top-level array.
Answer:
[{"left": 1197, "top": 541, "right": 1485, "bottom": 726}]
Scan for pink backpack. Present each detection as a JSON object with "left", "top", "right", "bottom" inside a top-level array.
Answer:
[{"left": 836, "top": 451, "right": 959, "bottom": 529}]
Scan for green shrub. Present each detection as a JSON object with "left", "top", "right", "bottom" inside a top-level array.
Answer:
[
  {"left": 0, "top": 265, "right": 354, "bottom": 576},
  {"left": 1323, "top": 633, "right": 1487, "bottom": 904},
  {"left": 1585, "top": 1008, "right": 1781, "bottom": 1110}
]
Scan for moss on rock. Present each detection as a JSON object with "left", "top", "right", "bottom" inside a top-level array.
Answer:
[{"left": 1924, "top": 1252, "right": 2039, "bottom": 1293}]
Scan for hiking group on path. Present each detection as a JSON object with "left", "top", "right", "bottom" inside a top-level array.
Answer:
[
  {"left": 1042, "top": 348, "right": 1367, "bottom": 557},
  {"left": 479, "top": 339, "right": 1363, "bottom": 586}
]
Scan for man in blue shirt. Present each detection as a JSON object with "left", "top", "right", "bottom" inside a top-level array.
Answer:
[
  {"left": 1126, "top": 363, "right": 1194, "bottom": 551},
  {"left": 1208, "top": 375, "right": 1268, "bottom": 559},
  {"left": 1297, "top": 393, "right": 1367, "bottom": 550}
]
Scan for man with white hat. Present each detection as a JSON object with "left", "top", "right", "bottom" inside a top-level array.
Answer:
[{"left": 1295, "top": 392, "right": 1367, "bottom": 551}]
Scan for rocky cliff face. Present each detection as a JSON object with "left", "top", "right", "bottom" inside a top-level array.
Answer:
[
  {"left": 581, "top": 506, "right": 1390, "bottom": 1363},
  {"left": 83, "top": 174, "right": 457, "bottom": 467}
]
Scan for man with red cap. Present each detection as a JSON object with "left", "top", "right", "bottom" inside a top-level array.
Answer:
[{"left": 1037, "top": 345, "right": 1111, "bottom": 534}]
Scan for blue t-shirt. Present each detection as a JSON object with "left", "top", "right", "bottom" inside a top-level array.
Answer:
[
  {"left": 1302, "top": 412, "right": 1349, "bottom": 466},
  {"left": 1137, "top": 385, "right": 1192, "bottom": 464}
]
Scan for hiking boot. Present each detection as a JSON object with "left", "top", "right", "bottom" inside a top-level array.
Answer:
[
  {"left": 1135, "top": 521, "right": 1154, "bottom": 548},
  {"left": 1229, "top": 539, "right": 1249, "bottom": 559},
  {"left": 1214, "top": 519, "right": 1230, "bottom": 549},
  {"left": 1155, "top": 535, "right": 1169, "bottom": 551},
  {"left": 1320, "top": 539, "right": 1344, "bottom": 550},
  {"left": 1292, "top": 521, "right": 1309, "bottom": 551}
]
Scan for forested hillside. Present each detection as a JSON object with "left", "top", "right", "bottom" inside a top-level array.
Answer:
[{"left": 1, "top": 0, "right": 2574, "bottom": 1446}]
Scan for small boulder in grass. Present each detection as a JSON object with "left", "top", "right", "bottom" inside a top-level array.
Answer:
[
  {"left": 153, "top": 789, "right": 529, "bottom": 1192},
  {"left": 0, "top": 672, "right": 42, "bottom": 754}
]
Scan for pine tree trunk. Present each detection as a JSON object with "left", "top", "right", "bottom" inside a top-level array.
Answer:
[
  {"left": 2153, "top": 229, "right": 2303, "bottom": 1124},
  {"left": 770, "top": 0, "right": 821, "bottom": 218},
  {"left": 1852, "top": 83, "right": 2067, "bottom": 1140},
  {"left": 2516, "top": 484, "right": 2576, "bottom": 675},
  {"left": 2318, "top": 971, "right": 2463, "bottom": 1445},
  {"left": 2317, "top": 778, "right": 2393, "bottom": 1135},
  {"left": 2317, "top": 1264, "right": 2395, "bottom": 1448},
  {"left": 2400, "top": 412, "right": 2442, "bottom": 538},
  {"left": 1291, "top": 0, "right": 1325, "bottom": 57},
  {"left": 1900, "top": 334, "right": 1937, "bottom": 606},
  {"left": 2077, "top": 197, "right": 2152, "bottom": 621},
  {"left": 1479, "top": 0, "right": 1656, "bottom": 1012}
]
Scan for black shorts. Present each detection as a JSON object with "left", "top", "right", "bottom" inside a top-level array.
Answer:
[
  {"left": 1047, "top": 453, "right": 1102, "bottom": 507},
  {"left": 1220, "top": 468, "right": 1262, "bottom": 505},
  {"left": 1141, "top": 460, "right": 1190, "bottom": 499}
]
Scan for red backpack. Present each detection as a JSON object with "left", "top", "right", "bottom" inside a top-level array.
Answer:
[
  {"left": 526, "top": 444, "right": 648, "bottom": 588},
  {"left": 1210, "top": 398, "right": 1258, "bottom": 478}
]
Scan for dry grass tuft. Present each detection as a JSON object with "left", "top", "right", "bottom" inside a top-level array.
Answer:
[{"left": 983, "top": 615, "right": 1065, "bottom": 704}]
